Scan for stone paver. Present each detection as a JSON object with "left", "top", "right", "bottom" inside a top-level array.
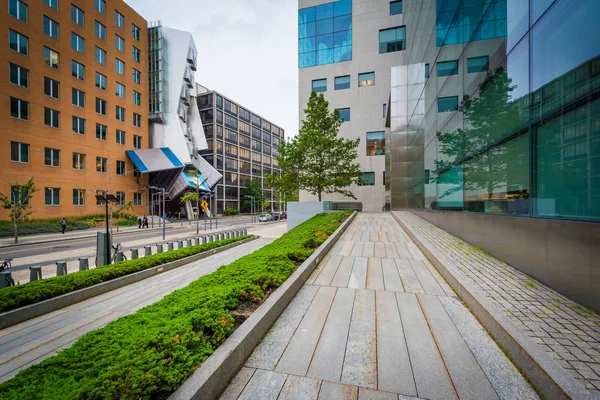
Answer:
[
  {"left": 395, "top": 211, "right": 600, "bottom": 398},
  {"left": 221, "top": 213, "right": 538, "bottom": 400}
]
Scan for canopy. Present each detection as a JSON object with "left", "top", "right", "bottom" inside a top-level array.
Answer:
[{"left": 125, "top": 148, "right": 184, "bottom": 173}]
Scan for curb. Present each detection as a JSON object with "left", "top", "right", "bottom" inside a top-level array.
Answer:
[
  {"left": 0, "top": 236, "right": 258, "bottom": 330},
  {"left": 170, "top": 211, "right": 357, "bottom": 400},
  {"left": 392, "top": 211, "right": 591, "bottom": 400}
]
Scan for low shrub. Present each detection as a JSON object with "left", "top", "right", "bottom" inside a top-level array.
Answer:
[
  {"left": 0, "top": 221, "right": 89, "bottom": 237},
  {"left": 0, "top": 211, "right": 352, "bottom": 400},
  {"left": 223, "top": 208, "right": 240, "bottom": 216},
  {"left": 0, "top": 235, "right": 253, "bottom": 313}
]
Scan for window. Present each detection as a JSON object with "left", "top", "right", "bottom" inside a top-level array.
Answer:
[
  {"left": 335, "top": 75, "right": 350, "bottom": 90},
  {"left": 132, "top": 24, "right": 140, "bottom": 40},
  {"left": 71, "top": 5, "right": 84, "bottom": 26},
  {"left": 44, "top": 47, "right": 59, "bottom": 69},
  {"left": 96, "top": 97, "right": 106, "bottom": 115},
  {"left": 96, "top": 156, "right": 107, "bottom": 172},
  {"left": 115, "top": 11, "right": 124, "bottom": 28},
  {"left": 44, "top": 107, "right": 60, "bottom": 128},
  {"left": 95, "top": 190, "right": 105, "bottom": 205},
  {"left": 73, "top": 189, "right": 85, "bottom": 206},
  {"left": 73, "top": 152, "right": 85, "bottom": 170},
  {"left": 44, "top": 77, "right": 59, "bottom": 98},
  {"left": 390, "top": 0, "right": 402, "bottom": 15},
  {"left": 96, "top": 123, "right": 106, "bottom": 140},
  {"left": 359, "top": 172, "right": 375, "bottom": 186},
  {"left": 116, "top": 192, "right": 125, "bottom": 205},
  {"left": 72, "top": 88, "right": 85, "bottom": 107},
  {"left": 132, "top": 68, "right": 141, "bottom": 84},
  {"left": 72, "top": 60, "right": 84, "bottom": 80},
  {"left": 95, "top": 0, "right": 105, "bottom": 15},
  {"left": 133, "top": 91, "right": 141, "bottom": 106},
  {"left": 338, "top": 108, "right": 350, "bottom": 122},
  {"left": 312, "top": 78, "right": 327, "bottom": 92},
  {"left": 43, "top": 0, "right": 57, "bottom": 10},
  {"left": 45, "top": 188, "right": 60, "bottom": 206},
  {"left": 133, "top": 192, "right": 142, "bottom": 206},
  {"left": 9, "top": 0, "right": 28, "bottom": 22},
  {"left": 10, "top": 97, "right": 28, "bottom": 120},
  {"left": 43, "top": 16, "right": 59, "bottom": 39},
  {"left": 95, "top": 72, "right": 106, "bottom": 90},
  {"left": 133, "top": 113, "right": 141, "bottom": 127},
  {"left": 115, "top": 35, "right": 124, "bottom": 52},
  {"left": 70, "top": 32, "right": 85, "bottom": 53},
  {"left": 95, "top": 20, "right": 106, "bottom": 40},
  {"left": 467, "top": 56, "right": 489, "bottom": 73},
  {"left": 437, "top": 60, "right": 458, "bottom": 77},
  {"left": 133, "top": 135, "right": 141, "bottom": 149},
  {"left": 115, "top": 58, "right": 125, "bottom": 75},
  {"left": 438, "top": 96, "right": 458, "bottom": 112},
  {"left": 379, "top": 26, "right": 406, "bottom": 53},
  {"left": 116, "top": 160, "right": 125, "bottom": 175},
  {"left": 115, "top": 82, "right": 125, "bottom": 98},
  {"left": 358, "top": 72, "right": 375, "bottom": 87},
  {"left": 44, "top": 147, "right": 60, "bottom": 167},
  {"left": 116, "top": 106, "right": 125, "bottom": 122},
  {"left": 95, "top": 46, "right": 106, "bottom": 65},
  {"left": 72, "top": 116, "right": 85, "bottom": 134},
  {"left": 383, "top": 104, "right": 387, "bottom": 118},
  {"left": 425, "top": 63, "right": 430, "bottom": 79},
  {"left": 366, "top": 131, "right": 385, "bottom": 155},
  {"left": 132, "top": 46, "right": 140, "bottom": 62},
  {"left": 116, "top": 129, "right": 126, "bottom": 145},
  {"left": 9, "top": 63, "right": 28, "bottom": 88},
  {"left": 9, "top": 30, "right": 28, "bottom": 55},
  {"left": 10, "top": 141, "right": 29, "bottom": 162}
]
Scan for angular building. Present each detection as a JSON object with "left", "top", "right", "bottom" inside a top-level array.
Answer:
[
  {"left": 196, "top": 86, "right": 285, "bottom": 214},
  {"left": 1, "top": 0, "right": 149, "bottom": 218}
]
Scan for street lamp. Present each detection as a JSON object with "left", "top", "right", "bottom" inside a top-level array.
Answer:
[
  {"left": 149, "top": 186, "right": 166, "bottom": 240},
  {"left": 244, "top": 195, "right": 255, "bottom": 223},
  {"left": 95, "top": 192, "right": 119, "bottom": 265}
]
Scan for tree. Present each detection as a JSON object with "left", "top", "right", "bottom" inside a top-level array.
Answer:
[
  {"left": 180, "top": 169, "right": 207, "bottom": 234},
  {"left": 113, "top": 200, "right": 134, "bottom": 232},
  {"left": 0, "top": 178, "right": 38, "bottom": 244},
  {"left": 267, "top": 92, "right": 362, "bottom": 201},
  {"left": 239, "top": 179, "right": 263, "bottom": 213},
  {"left": 260, "top": 200, "right": 270, "bottom": 212}
]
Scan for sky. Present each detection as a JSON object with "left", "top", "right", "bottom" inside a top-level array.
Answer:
[{"left": 126, "top": 0, "right": 299, "bottom": 138}]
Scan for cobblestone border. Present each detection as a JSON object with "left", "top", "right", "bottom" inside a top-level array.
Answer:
[
  {"left": 392, "top": 211, "right": 592, "bottom": 400},
  {"left": 0, "top": 236, "right": 258, "bottom": 329},
  {"left": 169, "top": 211, "right": 357, "bottom": 400}
]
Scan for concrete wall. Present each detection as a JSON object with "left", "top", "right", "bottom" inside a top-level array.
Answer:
[
  {"left": 287, "top": 201, "right": 324, "bottom": 230},
  {"left": 412, "top": 210, "right": 600, "bottom": 312}
]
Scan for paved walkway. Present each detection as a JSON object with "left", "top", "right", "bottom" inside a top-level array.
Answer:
[
  {"left": 220, "top": 213, "right": 537, "bottom": 400},
  {"left": 395, "top": 211, "right": 600, "bottom": 397},
  {"left": 0, "top": 223, "right": 287, "bottom": 383}
]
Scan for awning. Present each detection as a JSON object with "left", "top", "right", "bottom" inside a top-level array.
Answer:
[
  {"left": 191, "top": 155, "right": 222, "bottom": 189},
  {"left": 126, "top": 148, "right": 184, "bottom": 173}
]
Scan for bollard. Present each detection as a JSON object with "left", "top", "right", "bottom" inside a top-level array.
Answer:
[
  {"left": 243, "top": 228, "right": 247, "bottom": 236},
  {"left": 56, "top": 261, "right": 67, "bottom": 276},
  {"left": 187, "top": 238, "right": 192, "bottom": 247},
  {"left": 145, "top": 246, "right": 152, "bottom": 257},
  {"left": 177, "top": 240, "right": 184, "bottom": 249},
  {"left": 167, "top": 242, "right": 174, "bottom": 251},
  {"left": 157, "top": 244, "right": 164, "bottom": 253},
  {"left": 29, "top": 266, "right": 42, "bottom": 281},
  {"left": 194, "top": 237, "right": 201, "bottom": 246},
  {"left": 202, "top": 236, "right": 207, "bottom": 244},
  {"left": 208, "top": 234, "right": 214, "bottom": 242},
  {"left": 116, "top": 251, "right": 124, "bottom": 262},
  {"left": 131, "top": 248, "right": 139, "bottom": 259},
  {"left": 78, "top": 258, "right": 89, "bottom": 271},
  {"left": 225, "top": 232, "right": 231, "bottom": 239},
  {"left": 0, "top": 271, "right": 12, "bottom": 288}
]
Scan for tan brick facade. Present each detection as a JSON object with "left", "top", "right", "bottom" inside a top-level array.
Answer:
[{"left": 1, "top": 0, "right": 149, "bottom": 219}]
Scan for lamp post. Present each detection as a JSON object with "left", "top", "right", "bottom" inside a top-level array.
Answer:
[
  {"left": 149, "top": 186, "right": 166, "bottom": 240},
  {"left": 95, "top": 192, "right": 118, "bottom": 265},
  {"left": 244, "top": 195, "right": 255, "bottom": 223}
]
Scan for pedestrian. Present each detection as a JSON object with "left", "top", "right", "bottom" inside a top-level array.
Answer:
[
  {"left": 143, "top": 215, "right": 149, "bottom": 228},
  {"left": 60, "top": 218, "right": 67, "bottom": 234},
  {"left": 137, "top": 216, "right": 142, "bottom": 229}
]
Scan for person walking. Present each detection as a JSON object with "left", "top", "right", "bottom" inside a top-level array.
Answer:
[
  {"left": 137, "top": 216, "right": 142, "bottom": 229},
  {"left": 60, "top": 218, "right": 67, "bottom": 234},
  {"left": 143, "top": 215, "right": 149, "bottom": 228}
]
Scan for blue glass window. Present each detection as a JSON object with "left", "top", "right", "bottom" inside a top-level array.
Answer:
[
  {"left": 338, "top": 108, "right": 350, "bottom": 122},
  {"left": 366, "top": 132, "right": 385, "bottom": 155},
  {"left": 335, "top": 75, "right": 350, "bottom": 90},
  {"left": 316, "top": 3, "right": 333, "bottom": 20},
  {"left": 437, "top": 60, "right": 458, "bottom": 76},
  {"left": 312, "top": 79, "right": 327, "bottom": 92},
  {"left": 334, "top": 0, "right": 351, "bottom": 16},
  {"left": 425, "top": 63, "right": 430, "bottom": 79},
  {"left": 438, "top": 96, "right": 458, "bottom": 112},
  {"left": 436, "top": 0, "right": 506, "bottom": 47},
  {"left": 390, "top": 1, "right": 403, "bottom": 15},
  {"left": 467, "top": 56, "right": 489, "bottom": 73},
  {"left": 379, "top": 26, "right": 406, "bottom": 53},
  {"left": 359, "top": 72, "right": 375, "bottom": 87},
  {"left": 383, "top": 104, "right": 387, "bottom": 118}
]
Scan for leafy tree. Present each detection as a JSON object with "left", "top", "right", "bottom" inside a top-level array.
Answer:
[
  {"left": 113, "top": 201, "right": 134, "bottom": 232},
  {"left": 0, "top": 178, "right": 38, "bottom": 244},
  {"left": 268, "top": 92, "right": 362, "bottom": 201},
  {"left": 239, "top": 179, "right": 263, "bottom": 213},
  {"left": 180, "top": 169, "right": 210, "bottom": 234},
  {"left": 260, "top": 200, "right": 270, "bottom": 212}
]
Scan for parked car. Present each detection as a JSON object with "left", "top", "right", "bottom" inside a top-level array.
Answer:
[
  {"left": 280, "top": 212, "right": 287, "bottom": 219},
  {"left": 271, "top": 212, "right": 281, "bottom": 221},
  {"left": 259, "top": 214, "right": 272, "bottom": 222}
]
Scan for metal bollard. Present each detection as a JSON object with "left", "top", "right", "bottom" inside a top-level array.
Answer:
[
  {"left": 131, "top": 248, "right": 139, "bottom": 259},
  {"left": 116, "top": 251, "right": 124, "bottom": 262},
  {"left": 0, "top": 271, "right": 13, "bottom": 288},
  {"left": 78, "top": 258, "right": 89, "bottom": 271},
  {"left": 29, "top": 266, "right": 42, "bottom": 281},
  {"left": 187, "top": 238, "right": 192, "bottom": 247},
  {"left": 167, "top": 242, "right": 174, "bottom": 251},
  {"left": 208, "top": 234, "right": 214, "bottom": 242},
  {"left": 157, "top": 244, "right": 164, "bottom": 253},
  {"left": 177, "top": 240, "right": 184, "bottom": 249},
  {"left": 194, "top": 237, "right": 201, "bottom": 246},
  {"left": 56, "top": 261, "right": 67, "bottom": 276},
  {"left": 202, "top": 236, "right": 207, "bottom": 244},
  {"left": 243, "top": 228, "right": 247, "bottom": 236},
  {"left": 145, "top": 246, "right": 152, "bottom": 257}
]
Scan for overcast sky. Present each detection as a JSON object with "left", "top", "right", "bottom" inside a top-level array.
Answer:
[{"left": 126, "top": 0, "right": 299, "bottom": 137}]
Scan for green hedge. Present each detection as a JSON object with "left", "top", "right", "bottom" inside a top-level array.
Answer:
[
  {"left": 0, "top": 235, "right": 253, "bottom": 313},
  {"left": 0, "top": 211, "right": 351, "bottom": 400},
  {"left": 0, "top": 221, "right": 89, "bottom": 237}
]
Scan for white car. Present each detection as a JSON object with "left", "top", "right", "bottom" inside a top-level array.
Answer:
[{"left": 259, "top": 214, "right": 272, "bottom": 222}]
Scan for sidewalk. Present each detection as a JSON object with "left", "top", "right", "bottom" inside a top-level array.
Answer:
[
  {"left": 220, "top": 213, "right": 537, "bottom": 400},
  {"left": 394, "top": 211, "right": 600, "bottom": 398}
]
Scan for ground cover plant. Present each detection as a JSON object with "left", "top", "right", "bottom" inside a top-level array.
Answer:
[
  {"left": 0, "top": 211, "right": 351, "bottom": 399},
  {"left": 0, "top": 235, "right": 252, "bottom": 313}
]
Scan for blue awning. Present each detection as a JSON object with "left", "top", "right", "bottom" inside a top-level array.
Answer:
[{"left": 126, "top": 148, "right": 184, "bottom": 173}]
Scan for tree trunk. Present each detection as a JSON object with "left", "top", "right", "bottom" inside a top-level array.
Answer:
[
  {"left": 318, "top": 191, "right": 322, "bottom": 201},
  {"left": 12, "top": 209, "right": 18, "bottom": 244}
]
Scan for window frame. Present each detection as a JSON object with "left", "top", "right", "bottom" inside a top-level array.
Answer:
[
  {"left": 467, "top": 55, "right": 490, "bottom": 73},
  {"left": 73, "top": 189, "right": 85, "bottom": 206},
  {"left": 96, "top": 124, "right": 107, "bottom": 140},
  {"left": 366, "top": 131, "right": 386, "bottom": 156},
  {"left": 115, "top": 34, "right": 125, "bottom": 52},
  {"left": 337, "top": 107, "right": 351, "bottom": 122},
  {"left": 44, "top": 107, "right": 60, "bottom": 128},
  {"left": 72, "top": 152, "right": 86, "bottom": 170},
  {"left": 43, "top": 46, "right": 59, "bottom": 69},
  {"left": 437, "top": 60, "right": 459, "bottom": 77},
  {"left": 72, "top": 88, "right": 85, "bottom": 108},
  {"left": 96, "top": 156, "right": 107, "bottom": 172},
  {"left": 45, "top": 188, "right": 60, "bottom": 206},
  {"left": 311, "top": 78, "right": 327, "bottom": 93},
  {"left": 96, "top": 97, "right": 107, "bottom": 115},
  {"left": 10, "top": 141, "right": 29, "bottom": 163},
  {"left": 132, "top": 68, "right": 141, "bottom": 84},
  {"left": 94, "top": 0, "right": 105, "bottom": 15},
  {"left": 43, "top": 15, "right": 59, "bottom": 40},
  {"left": 115, "top": 58, "right": 125, "bottom": 75},
  {"left": 390, "top": 0, "right": 403, "bottom": 15},
  {"left": 116, "top": 129, "right": 125, "bottom": 145},
  {"left": 44, "top": 76, "right": 60, "bottom": 99},
  {"left": 43, "top": 0, "right": 58, "bottom": 11},
  {"left": 358, "top": 72, "right": 375, "bottom": 87},
  {"left": 9, "top": 0, "right": 28, "bottom": 22},
  {"left": 72, "top": 60, "right": 85, "bottom": 80},
  {"left": 44, "top": 147, "right": 60, "bottom": 167},
  {"left": 358, "top": 172, "right": 376, "bottom": 186},
  {"left": 116, "top": 160, "right": 126, "bottom": 175},
  {"left": 9, "top": 63, "right": 28, "bottom": 88},
  {"left": 114, "top": 10, "right": 124, "bottom": 28},
  {"left": 10, "top": 97, "right": 29, "bottom": 120},
  {"left": 9, "top": 29, "right": 28, "bottom": 56},
  {"left": 95, "top": 72, "right": 107, "bottom": 90},
  {"left": 71, "top": 4, "right": 84, "bottom": 26},
  {"left": 334, "top": 75, "right": 350, "bottom": 90},
  {"left": 437, "top": 96, "right": 459, "bottom": 113},
  {"left": 379, "top": 26, "right": 406, "bottom": 54},
  {"left": 133, "top": 134, "right": 142, "bottom": 149},
  {"left": 115, "top": 82, "right": 125, "bottom": 98},
  {"left": 95, "top": 46, "right": 106, "bottom": 66},
  {"left": 95, "top": 20, "right": 106, "bottom": 40},
  {"left": 132, "top": 24, "right": 140, "bottom": 40},
  {"left": 116, "top": 105, "right": 126, "bottom": 122},
  {"left": 72, "top": 116, "right": 85, "bottom": 134},
  {"left": 132, "top": 46, "right": 141, "bottom": 62}
]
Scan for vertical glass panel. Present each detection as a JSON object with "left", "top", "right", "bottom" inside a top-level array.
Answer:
[
  {"left": 358, "top": 72, "right": 375, "bottom": 87},
  {"left": 390, "top": 1, "right": 403, "bottom": 15},
  {"left": 312, "top": 78, "right": 327, "bottom": 92},
  {"left": 316, "top": 3, "right": 333, "bottom": 20},
  {"left": 438, "top": 96, "right": 458, "bottom": 112},
  {"left": 333, "top": 15, "right": 351, "bottom": 32},
  {"left": 338, "top": 108, "right": 350, "bottom": 122},
  {"left": 359, "top": 172, "right": 375, "bottom": 186},
  {"left": 467, "top": 56, "right": 489, "bottom": 73},
  {"left": 506, "top": 0, "right": 528, "bottom": 51},
  {"left": 334, "top": 0, "right": 352, "bottom": 16},
  {"left": 366, "top": 131, "right": 385, "bottom": 155},
  {"left": 299, "top": 7, "right": 316, "bottom": 24},
  {"left": 316, "top": 18, "right": 334, "bottom": 35},
  {"left": 530, "top": 0, "right": 555, "bottom": 26},
  {"left": 437, "top": 60, "right": 458, "bottom": 76},
  {"left": 335, "top": 75, "right": 350, "bottom": 90},
  {"left": 437, "top": 167, "right": 464, "bottom": 209}
]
